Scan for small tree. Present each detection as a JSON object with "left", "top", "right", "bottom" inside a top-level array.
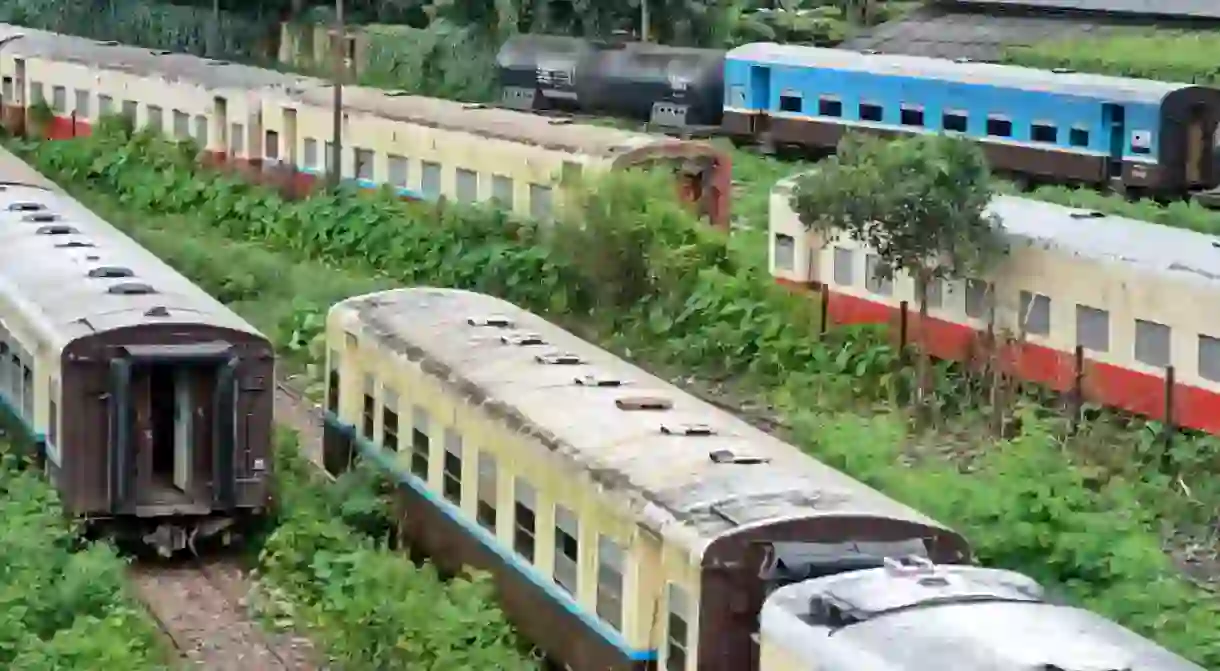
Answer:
[{"left": 789, "top": 132, "right": 1007, "bottom": 411}]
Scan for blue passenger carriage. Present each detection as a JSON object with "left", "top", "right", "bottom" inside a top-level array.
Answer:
[{"left": 722, "top": 43, "right": 1220, "bottom": 195}]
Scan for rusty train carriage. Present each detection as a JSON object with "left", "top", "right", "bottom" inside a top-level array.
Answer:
[
  {"left": 322, "top": 287, "right": 970, "bottom": 671},
  {"left": 0, "top": 145, "right": 273, "bottom": 556},
  {"left": 0, "top": 24, "right": 731, "bottom": 229}
]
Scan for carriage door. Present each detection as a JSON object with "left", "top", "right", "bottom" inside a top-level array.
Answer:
[
  {"left": 749, "top": 66, "right": 771, "bottom": 135},
  {"left": 1185, "top": 103, "right": 1208, "bottom": 187},
  {"left": 214, "top": 96, "right": 228, "bottom": 158},
  {"left": 171, "top": 370, "right": 193, "bottom": 492},
  {"left": 1102, "top": 103, "right": 1125, "bottom": 179}
]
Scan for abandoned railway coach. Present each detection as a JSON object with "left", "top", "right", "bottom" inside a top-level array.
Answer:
[
  {"left": 770, "top": 173, "right": 1220, "bottom": 435},
  {"left": 725, "top": 43, "right": 1220, "bottom": 195},
  {"left": 0, "top": 145, "right": 273, "bottom": 556},
  {"left": 258, "top": 84, "right": 732, "bottom": 227},
  {"left": 759, "top": 561, "right": 1206, "bottom": 670},
  {"left": 322, "top": 287, "right": 970, "bottom": 671}
]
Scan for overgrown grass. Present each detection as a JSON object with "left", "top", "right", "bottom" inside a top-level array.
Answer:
[
  {"left": 21, "top": 125, "right": 1220, "bottom": 666},
  {"left": 1005, "top": 29, "right": 1220, "bottom": 86}
]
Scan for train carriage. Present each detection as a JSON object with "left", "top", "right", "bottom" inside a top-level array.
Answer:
[
  {"left": 0, "top": 144, "right": 273, "bottom": 556},
  {"left": 322, "top": 287, "right": 970, "bottom": 671},
  {"left": 724, "top": 43, "right": 1220, "bottom": 195},
  {"left": 759, "top": 561, "right": 1206, "bottom": 670},
  {"left": 769, "top": 172, "right": 1220, "bottom": 435}
]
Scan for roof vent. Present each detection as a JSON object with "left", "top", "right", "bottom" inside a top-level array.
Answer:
[
  {"left": 21, "top": 213, "right": 58, "bottom": 222},
  {"left": 144, "top": 306, "right": 170, "bottom": 317},
  {"left": 1051, "top": 67, "right": 1075, "bottom": 74},
  {"left": 953, "top": 57, "right": 972, "bottom": 63},
  {"left": 8, "top": 202, "right": 45, "bottom": 212},
  {"left": 386, "top": 90, "right": 409, "bottom": 97},
  {"left": 861, "top": 49, "right": 878, "bottom": 55},
  {"left": 96, "top": 40, "right": 119, "bottom": 46},
  {"left": 536, "top": 352, "right": 583, "bottom": 365},
  {"left": 107, "top": 282, "right": 155, "bottom": 295},
  {"left": 207, "top": 59, "right": 231, "bottom": 66},
  {"left": 463, "top": 103, "right": 488, "bottom": 110},
  {"left": 549, "top": 118, "right": 576, "bottom": 125},
  {"left": 88, "top": 266, "right": 134, "bottom": 278},
  {"left": 501, "top": 332, "right": 546, "bottom": 346},
  {"left": 468, "top": 315, "right": 514, "bottom": 328},
  {"left": 55, "top": 240, "right": 94, "bottom": 248},
  {"left": 615, "top": 396, "right": 672, "bottom": 411},
  {"left": 661, "top": 422, "right": 715, "bottom": 436},
  {"left": 1069, "top": 210, "right": 1104, "bottom": 219},
  {"left": 37, "top": 224, "right": 78, "bottom": 235},
  {"left": 152, "top": 49, "right": 172, "bottom": 56},
  {"left": 574, "top": 372, "right": 624, "bottom": 387},
  {"left": 708, "top": 449, "right": 770, "bottom": 465}
]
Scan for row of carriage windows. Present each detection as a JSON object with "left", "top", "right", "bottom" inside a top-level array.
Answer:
[
  {"left": 16, "top": 79, "right": 563, "bottom": 220},
  {"left": 812, "top": 242, "right": 1220, "bottom": 380},
  {"left": 772, "top": 92, "right": 1104, "bottom": 149},
  {"left": 0, "top": 338, "right": 35, "bottom": 424},
  {"left": 331, "top": 359, "right": 691, "bottom": 669}
]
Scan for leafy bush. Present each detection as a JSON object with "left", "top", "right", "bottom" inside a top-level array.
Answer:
[
  {"left": 20, "top": 125, "right": 1220, "bottom": 667},
  {"left": 0, "top": 451, "right": 167, "bottom": 669}
]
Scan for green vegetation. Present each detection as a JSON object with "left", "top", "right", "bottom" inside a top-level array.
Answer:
[
  {"left": 1004, "top": 28, "right": 1220, "bottom": 85},
  {"left": 19, "top": 123, "right": 1220, "bottom": 666},
  {"left": 0, "top": 448, "right": 169, "bottom": 669}
]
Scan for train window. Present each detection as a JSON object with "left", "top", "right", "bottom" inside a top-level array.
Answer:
[
  {"left": 513, "top": 479, "right": 537, "bottom": 562},
  {"left": 1069, "top": 127, "right": 1090, "bottom": 148},
  {"left": 1131, "top": 130, "right": 1152, "bottom": 154},
  {"left": 965, "top": 279, "right": 992, "bottom": 319},
  {"left": 411, "top": 406, "right": 431, "bottom": 481},
  {"left": 456, "top": 168, "right": 479, "bottom": 202},
  {"left": 491, "top": 175, "right": 514, "bottom": 208},
  {"left": 97, "top": 95, "right": 113, "bottom": 117},
  {"left": 1076, "top": 305, "right": 1110, "bottom": 353},
  {"left": 1134, "top": 319, "right": 1171, "bottom": 368},
  {"left": 530, "top": 184, "right": 553, "bottom": 220},
  {"left": 230, "top": 122, "right": 245, "bottom": 157},
  {"left": 779, "top": 94, "right": 802, "bottom": 113},
  {"left": 1, "top": 77, "right": 11, "bottom": 102},
  {"left": 51, "top": 86, "right": 65, "bottom": 113},
  {"left": 476, "top": 452, "right": 497, "bottom": 532},
  {"left": 48, "top": 396, "right": 57, "bottom": 449},
  {"left": 361, "top": 374, "right": 376, "bottom": 439},
  {"left": 326, "top": 350, "right": 340, "bottom": 414},
  {"left": 832, "top": 247, "right": 854, "bottom": 286},
  {"left": 0, "top": 342, "right": 7, "bottom": 392},
  {"left": 421, "top": 161, "right": 442, "bottom": 199},
  {"left": 193, "top": 115, "right": 208, "bottom": 148},
  {"left": 9, "top": 353, "right": 19, "bottom": 402},
  {"left": 354, "top": 148, "right": 374, "bottom": 181},
  {"left": 146, "top": 105, "right": 163, "bottom": 134},
  {"left": 858, "top": 102, "right": 883, "bottom": 123},
  {"left": 1018, "top": 291, "right": 1051, "bottom": 336},
  {"left": 773, "top": 233, "right": 795, "bottom": 271},
  {"left": 942, "top": 111, "right": 968, "bottom": 133},
  {"left": 596, "top": 535, "right": 625, "bottom": 630},
  {"left": 383, "top": 388, "right": 398, "bottom": 452},
  {"left": 817, "top": 97, "right": 842, "bottom": 117},
  {"left": 553, "top": 504, "right": 579, "bottom": 595},
  {"left": 986, "top": 116, "right": 1012, "bottom": 138},
  {"left": 924, "top": 277, "right": 943, "bottom": 309},
  {"left": 1031, "top": 122, "right": 1058, "bottom": 144},
  {"left": 899, "top": 105, "right": 924, "bottom": 127},
  {"left": 865, "top": 254, "right": 892, "bottom": 296},
  {"left": 387, "top": 154, "right": 408, "bottom": 188},
  {"left": 21, "top": 364, "right": 31, "bottom": 420},
  {"left": 29, "top": 81, "right": 43, "bottom": 105},
  {"left": 121, "top": 100, "right": 137, "bottom": 123},
  {"left": 1198, "top": 335, "right": 1220, "bottom": 383},
  {"left": 443, "top": 429, "right": 463, "bottom": 504},
  {"left": 665, "top": 583, "right": 691, "bottom": 671},
  {"left": 74, "top": 89, "right": 90, "bottom": 118},
  {"left": 173, "top": 110, "right": 189, "bottom": 139},
  {"left": 303, "top": 138, "right": 318, "bottom": 169}
]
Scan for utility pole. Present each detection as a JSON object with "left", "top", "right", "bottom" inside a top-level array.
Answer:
[
  {"left": 640, "top": 0, "right": 649, "bottom": 42},
  {"left": 329, "top": 0, "right": 344, "bottom": 188}
]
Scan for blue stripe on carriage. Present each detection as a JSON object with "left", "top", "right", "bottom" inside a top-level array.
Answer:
[
  {"left": 298, "top": 166, "right": 429, "bottom": 201},
  {"left": 324, "top": 411, "right": 659, "bottom": 662}
]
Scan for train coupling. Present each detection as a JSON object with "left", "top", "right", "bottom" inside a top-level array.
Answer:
[{"left": 142, "top": 518, "right": 236, "bottom": 557}]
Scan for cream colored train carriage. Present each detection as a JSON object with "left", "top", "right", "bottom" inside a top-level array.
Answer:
[
  {"left": 758, "top": 560, "right": 1205, "bottom": 670},
  {"left": 322, "top": 287, "right": 970, "bottom": 671},
  {"left": 769, "top": 172, "right": 1220, "bottom": 436},
  {"left": 0, "top": 24, "right": 731, "bottom": 228}
]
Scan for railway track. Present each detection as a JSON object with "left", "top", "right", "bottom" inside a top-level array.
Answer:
[{"left": 128, "top": 557, "right": 320, "bottom": 670}]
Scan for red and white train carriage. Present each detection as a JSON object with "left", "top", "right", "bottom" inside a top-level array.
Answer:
[{"left": 769, "top": 173, "right": 1220, "bottom": 434}]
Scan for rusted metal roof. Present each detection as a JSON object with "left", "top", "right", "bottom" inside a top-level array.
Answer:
[
  {"left": 0, "top": 145, "right": 262, "bottom": 349},
  {"left": 331, "top": 287, "right": 962, "bottom": 558}
]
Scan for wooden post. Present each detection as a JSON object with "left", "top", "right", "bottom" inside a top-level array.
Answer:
[
  {"left": 1071, "top": 344, "right": 1084, "bottom": 434},
  {"left": 1161, "top": 365, "right": 1176, "bottom": 471},
  {"left": 329, "top": 0, "right": 344, "bottom": 189},
  {"left": 818, "top": 289, "right": 829, "bottom": 336},
  {"left": 897, "top": 300, "right": 909, "bottom": 356}
]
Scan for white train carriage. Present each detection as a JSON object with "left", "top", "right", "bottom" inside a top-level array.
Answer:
[
  {"left": 759, "top": 559, "right": 1205, "bottom": 670},
  {"left": 769, "top": 173, "right": 1220, "bottom": 435}
]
